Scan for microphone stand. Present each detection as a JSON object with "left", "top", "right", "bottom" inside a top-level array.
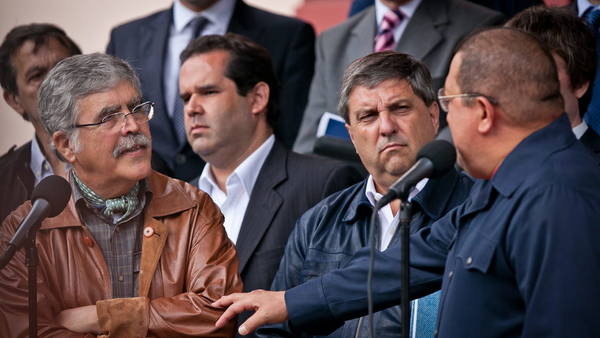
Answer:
[
  {"left": 399, "top": 201, "right": 412, "bottom": 338},
  {"left": 26, "top": 225, "right": 39, "bottom": 338}
]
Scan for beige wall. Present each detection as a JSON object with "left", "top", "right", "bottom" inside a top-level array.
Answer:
[{"left": 0, "top": 0, "right": 301, "bottom": 154}]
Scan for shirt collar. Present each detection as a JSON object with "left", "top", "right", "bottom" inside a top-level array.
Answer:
[
  {"left": 30, "top": 135, "right": 53, "bottom": 185},
  {"left": 572, "top": 120, "right": 589, "bottom": 139},
  {"left": 375, "top": 0, "right": 422, "bottom": 25},
  {"left": 364, "top": 174, "right": 428, "bottom": 207},
  {"left": 578, "top": 0, "right": 597, "bottom": 17},
  {"left": 173, "top": 0, "right": 236, "bottom": 33},
  {"left": 199, "top": 135, "right": 275, "bottom": 197},
  {"left": 491, "top": 114, "right": 576, "bottom": 197}
]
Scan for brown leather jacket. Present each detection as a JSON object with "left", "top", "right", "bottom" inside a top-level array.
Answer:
[{"left": 0, "top": 171, "right": 242, "bottom": 337}]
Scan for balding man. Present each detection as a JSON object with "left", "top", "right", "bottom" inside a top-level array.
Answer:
[{"left": 212, "top": 27, "right": 600, "bottom": 337}]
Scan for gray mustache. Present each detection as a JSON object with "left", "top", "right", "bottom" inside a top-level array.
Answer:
[{"left": 112, "top": 133, "right": 151, "bottom": 158}]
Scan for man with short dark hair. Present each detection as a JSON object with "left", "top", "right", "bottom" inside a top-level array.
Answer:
[
  {"left": 213, "top": 27, "right": 600, "bottom": 337},
  {"left": 0, "top": 23, "right": 80, "bottom": 222},
  {"left": 506, "top": 6, "right": 600, "bottom": 154},
  {"left": 0, "top": 53, "right": 242, "bottom": 337},
  {"left": 257, "top": 51, "right": 472, "bottom": 338},
  {"left": 180, "top": 33, "right": 361, "bottom": 297},
  {"left": 107, "top": 0, "right": 315, "bottom": 180}
]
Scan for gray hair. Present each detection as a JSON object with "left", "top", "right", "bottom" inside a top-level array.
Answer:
[
  {"left": 38, "top": 53, "right": 141, "bottom": 153},
  {"left": 338, "top": 51, "right": 436, "bottom": 123}
]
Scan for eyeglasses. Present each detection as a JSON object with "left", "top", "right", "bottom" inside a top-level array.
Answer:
[
  {"left": 437, "top": 88, "right": 498, "bottom": 112},
  {"left": 73, "top": 101, "right": 154, "bottom": 130}
]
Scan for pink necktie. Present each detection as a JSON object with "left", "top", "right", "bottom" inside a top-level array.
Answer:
[{"left": 374, "top": 9, "right": 403, "bottom": 52}]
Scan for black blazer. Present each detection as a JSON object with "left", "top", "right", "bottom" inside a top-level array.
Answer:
[
  {"left": 106, "top": 1, "right": 315, "bottom": 180},
  {"left": 581, "top": 127, "right": 600, "bottom": 156},
  {"left": 191, "top": 140, "right": 363, "bottom": 292}
]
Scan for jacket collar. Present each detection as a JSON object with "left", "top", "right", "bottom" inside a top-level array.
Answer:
[
  {"left": 40, "top": 171, "right": 196, "bottom": 229},
  {"left": 491, "top": 114, "right": 576, "bottom": 197},
  {"left": 343, "top": 167, "right": 462, "bottom": 223}
]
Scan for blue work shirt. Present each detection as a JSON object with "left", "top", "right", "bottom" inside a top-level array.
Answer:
[{"left": 285, "top": 115, "right": 600, "bottom": 337}]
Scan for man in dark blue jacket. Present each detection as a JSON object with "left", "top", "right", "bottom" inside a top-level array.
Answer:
[
  {"left": 256, "top": 51, "right": 472, "bottom": 338},
  {"left": 213, "top": 27, "right": 600, "bottom": 337}
]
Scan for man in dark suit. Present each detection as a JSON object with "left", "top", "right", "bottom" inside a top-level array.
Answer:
[
  {"left": 294, "top": 0, "right": 504, "bottom": 154},
  {"left": 0, "top": 23, "right": 81, "bottom": 222},
  {"left": 180, "top": 34, "right": 361, "bottom": 298},
  {"left": 106, "top": 0, "right": 315, "bottom": 181},
  {"left": 507, "top": 6, "right": 600, "bottom": 155}
]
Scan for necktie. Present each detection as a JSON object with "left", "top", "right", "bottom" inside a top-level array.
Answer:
[
  {"left": 172, "top": 16, "right": 209, "bottom": 147},
  {"left": 584, "top": 8, "right": 600, "bottom": 133},
  {"left": 374, "top": 9, "right": 403, "bottom": 52}
]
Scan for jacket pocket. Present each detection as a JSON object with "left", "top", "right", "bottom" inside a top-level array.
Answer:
[{"left": 300, "top": 248, "right": 351, "bottom": 280}]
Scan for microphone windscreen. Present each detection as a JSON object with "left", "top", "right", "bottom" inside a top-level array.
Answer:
[
  {"left": 31, "top": 175, "right": 72, "bottom": 217},
  {"left": 416, "top": 140, "right": 456, "bottom": 177}
]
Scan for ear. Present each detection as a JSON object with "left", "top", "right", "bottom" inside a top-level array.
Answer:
[
  {"left": 3, "top": 90, "right": 28, "bottom": 120},
  {"left": 428, "top": 101, "right": 440, "bottom": 134},
  {"left": 249, "top": 82, "right": 270, "bottom": 116},
  {"left": 476, "top": 96, "right": 495, "bottom": 134},
  {"left": 52, "top": 131, "right": 77, "bottom": 163},
  {"left": 574, "top": 81, "right": 590, "bottom": 100}
]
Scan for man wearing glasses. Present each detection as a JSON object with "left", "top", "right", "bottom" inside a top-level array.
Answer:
[
  {"left": 0, "top": 53, "right": 242, "bottom": 337},
  {"left": 213, "top": 27, "right": 600, "bottom": 337}
]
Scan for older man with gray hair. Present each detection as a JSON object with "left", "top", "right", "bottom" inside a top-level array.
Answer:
[{"left": 0, "top": 53, "right": 242, "bottom": 337}]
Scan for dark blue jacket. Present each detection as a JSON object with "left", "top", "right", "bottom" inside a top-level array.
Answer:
[
  {"left": 284, "top": 115, "right": 600, "bottom": 337},
  {"left": 258, "top": 168, "right": 472, "bottom": 337}
]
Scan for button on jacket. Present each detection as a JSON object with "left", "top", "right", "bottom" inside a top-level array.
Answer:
[
  {"left": 285, "top": 115, "right": 600, "bottom": 337},
  {"left": 0, "top": 171, "right": 242, "bottom": 337}
]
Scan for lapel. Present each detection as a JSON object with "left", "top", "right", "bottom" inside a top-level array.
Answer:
[
  {"left": 349, "top": 7, "right": 378, "bottom": 63},
  {"left": 227, "top": 1, "right": 265, "bottom": 43},
  {"left": 235, "top": 141, "right": 287, "bottom": 272},
  {"left": 396, "top": 0, "right": 446, "bottom": 60},
  {"left": 138, "top": 215, "right": 169, "bottom": 297},
  {"left": 140, "top": 8, "right": 179, "bottom": 148}
]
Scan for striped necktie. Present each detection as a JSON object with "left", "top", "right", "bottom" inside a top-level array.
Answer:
[{"left": 374, "top": 9, "right": 403, "bottom": 52}]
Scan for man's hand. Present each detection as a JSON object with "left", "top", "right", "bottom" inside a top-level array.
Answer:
[
  {"left": 212, "top": 290, "right": 287, "bottom": 336},
  {"left": 56, "top": 304, "right": 101, "bottom": 334}
]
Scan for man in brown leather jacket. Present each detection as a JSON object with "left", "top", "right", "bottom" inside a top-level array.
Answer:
[{"left": 0, "top": 53, "right": 242, "bottom": 337}]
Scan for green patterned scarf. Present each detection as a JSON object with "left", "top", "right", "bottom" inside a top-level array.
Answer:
[{"left": 72, "top": 170, "right": 140, "bottom": 224}]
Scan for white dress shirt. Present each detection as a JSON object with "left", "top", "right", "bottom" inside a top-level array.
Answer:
[
  {"left": 365, "top": 175, "right": 428, "bottom": 250},
  {"left": 164, "top": 0, "right": 236, "bottom": 119},
  {"left": 578, "top": 0, "right": 597, "bottom": 17},
  {"left": 375, "top": 0, "right": 423, "bottom": 46},
  {"left": 573, "top": 120, "right": 589, "bottom": 140},
  {"left": 30, "top": 136, "right": 53, "bottom": 185},
  {"left": 198, "top": 135, "right": 275, "bottom": 243}
]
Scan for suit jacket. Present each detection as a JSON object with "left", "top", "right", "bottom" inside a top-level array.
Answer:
[
  {"left": 107, "top": 1, "right": 315, "bottom": 180},
  {"left": 0, "top": 142, "right": 34, "bottom": 224},
  {"left": 191, "top": 140, "right": 363, "bottom": 293},
  {"left": 293, "top": 0, "right": 505, "bottom": 153},
  {"left": 581, "top": 127, "right": 600, "bottom": 156}
]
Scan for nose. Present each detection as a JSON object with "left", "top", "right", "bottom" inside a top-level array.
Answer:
[
  {"left": 184, "top": 94, "right": 204, "bottom": 122},
  {"left": 120, "top": 111, "right": 140, "bottom": 135},
  {"left": 379, "top": 111, "right": 397, "bottom": 137}
]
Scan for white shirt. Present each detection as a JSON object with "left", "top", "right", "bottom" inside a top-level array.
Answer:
[
  {"left": 573, "top": 120, "right": 589, "bottom": 140},
  {"left": 164, "top": 0, "right": 236, "bottom": 118},
  {"left": 198, "top": 135, "right": 275, "bottom": 243},
  {"left": 577, "top": 0, "right": 597, "bottom": 17},
  {"left": 375, "top": 0, "right": 423, "bottom": 47},
  {"left": 30, "top": 136, "right": 53, "bottom": 185},
  {"left": 365, "top": 175, "right": 428, "bottom": 250}
]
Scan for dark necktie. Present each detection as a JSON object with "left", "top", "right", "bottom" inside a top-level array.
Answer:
[
  {"left": 584, "top": 7, "right": 600, "bottom": 133},
  {"left": 172, "top": 16, "right": 209, "bottom": 147}
]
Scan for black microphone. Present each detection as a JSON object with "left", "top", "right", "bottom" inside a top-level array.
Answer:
[
  {"left": 0, "top": 175, "right": 71, "bottom": 269},
  {"left": 376, "top": 140, "right": 456, "bottom": 209}
]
